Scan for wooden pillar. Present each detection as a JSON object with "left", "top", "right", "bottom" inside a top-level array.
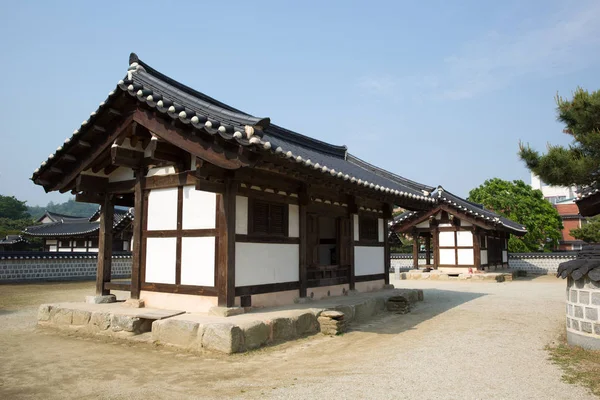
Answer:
[
  {"left": 425, "top": 235, "right": 431, "bottom": 265},
  {"left": 348, "top": 196, "right": 358, "bottom": 290},
  {"left": 384, "top": 218, "right": 390, "bottom": 284},
  {"left": 412, "top": 230, "right": 419, "bottom": 269},
  {"left": 299, "top": 186, "right": 308, "bottom": 297},
  {"left": 218, "top": 178, "right": 237, "bottom": 307},
  {"left": 473, "top": 227, "right": 481, "bottom": 270},
  {"left": 130, "top": 169, "right": 144, "bottom": 300},
  {"left": 96, "top": 194, "right": 114, "bottom": 296},
  {"left": 431, "top": 222, "right": 439, "bottom": 269}
]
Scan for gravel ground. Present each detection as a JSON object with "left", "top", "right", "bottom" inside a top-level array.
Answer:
[{"left": 0, "top": 276, "right": 595, "bottom": 399}]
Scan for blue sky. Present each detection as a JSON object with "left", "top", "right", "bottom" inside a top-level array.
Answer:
[{"left": 1, "top": 0, "right": 599, "bottom": 206}]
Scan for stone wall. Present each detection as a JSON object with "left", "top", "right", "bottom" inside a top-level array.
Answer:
[
  {"left": 566, "top": 276, "right": 600, "bottom": 350},
  {"left": 0, "top": 252, "right": 131, "bottom": 283},
  {"left": 391, "top": 252, "right": 577, "bottom": 275}
]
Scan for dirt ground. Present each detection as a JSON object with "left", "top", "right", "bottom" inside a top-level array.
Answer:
[{"left": 0, "top": 276, "right": 596, "bottom": 399}]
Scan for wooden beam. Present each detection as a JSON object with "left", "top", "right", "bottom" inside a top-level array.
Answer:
[
  {"left": 133, "top": 109, "right": 251, "bottom": 170},
  {"left": 425, "top": 234, "right": 431, "bottom": 265},
  {"left": 111, "top": 146, "right": 144, "bottom": 168},
  {"left": 130, "top": 169, "right": 144, "bottom": 300},
  {"left": 50, "top": 113, "right": 134, "bottom": 192},
  {"left": 412, "top": 230, "right": 419, "bottom": 269},
  {"left": 96, "top": 194, "right": 114, "bottom": 296},
  {"left": 473, "top": 227, "right": 481, "bottom": 270},
  {"left": 76, "top": 174, "right": 108, "bottom": 193},
  {"left": 384, "top": 218, "right": 390, "bottom": 284},
  {"left": 75, "top": 192, "right": 133, "bottom": 207},
  {"left": 61, "top": 154, "right": 77, "bottom": 162}
]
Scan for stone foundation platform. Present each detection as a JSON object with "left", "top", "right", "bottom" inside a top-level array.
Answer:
[
  {"left": 396, "top": 269, "right": 515, "bottom": 282},
  {"left": 37, "top": 288, "right": 423, "bottom": 354}
]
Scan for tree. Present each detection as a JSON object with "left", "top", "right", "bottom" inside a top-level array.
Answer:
[
  {"left": 571, "top": 216, "right": 600, "bottom": 243},
  {"left": 468, "top": 178, "right": 563, "bottom": 252},
  {"left": 0, "top": 195, "right": 30, "bottom": 220},
  {"left": 519, "top": 88, "right": 600, "bottom": 187}
]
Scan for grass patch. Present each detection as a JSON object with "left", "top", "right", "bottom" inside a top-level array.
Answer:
[{"left": 546, "top": 332, "right": 600, "bottom": 396}]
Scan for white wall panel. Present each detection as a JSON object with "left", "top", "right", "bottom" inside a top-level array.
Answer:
[
  {"left": 481, "top": 250, "right": 488, "bottom": 265},
  {"left": 182, "top": 187, "right": 216, "bottom": 230},
  {"left": 235, "top": 243, "right": 299, "bottom": 286},
  {"left": 456, "top": 231, "right": 473, "bottom": 247},
  {"left": 439, "top": 231, "right": 455, "bottom": 247},
  {"left": 378, "top": 218, "right": 384, "bottom": 242},
  {"left": 145, "top": 237, "right": 176, "bottom": 284},
  {"left": 353, "top": 215, "right": 359, "bottom": 241},
  {"left": 146, "top": 166, "right": 176, "bottom": 177},
  {"left": 147, "top": 188, "right": 178, "bottom": 230},
  {"left": 108, "top": 167, "right": 134, "bottom": 182},
  {"left": 355, "top": 246, "right": 384, "bottom": 276},
  {"left": 415, "top": 221, "right": 430, "bottom": 228},
  {"left": 502, "top": 250, "right": 508, "bottom": 263},
  {"left": 181, "top": 237, "right": 215, "bottom": 286},
  {"left": 457, "top": 248, "right": 474, "bottom": 265},
  {"left": 289, "top": 204, "right": 299, "bottom": 238},
  {"left": 236, "top": 196, "right": 248, "bottom": 235},
  {"left": 461, "top": 221, "right": 472, "bottom": 227},
  {"left": 439, "top": 249, "right": 456, "bottom": 265}
]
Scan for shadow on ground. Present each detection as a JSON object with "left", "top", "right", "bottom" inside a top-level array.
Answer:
[{"left": 348, "top": 288, "right": 486, "bottom": 335}]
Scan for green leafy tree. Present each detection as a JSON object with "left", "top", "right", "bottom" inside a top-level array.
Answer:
[
  {"left": 519, "top": 88, "right": 600, "bottom": 187},
  {"left": 468, "top": 178, "right": 563, "bottom": 252},
  {"left": 571, "top": 216, "right": 600, "bottom": 243},
  {"left": 0, "top": 195, "right": 30, "bottom": 220}
]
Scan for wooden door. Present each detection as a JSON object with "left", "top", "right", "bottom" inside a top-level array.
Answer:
[
  {"left": 306, "top": 213, "right": 319, "bottom": 268},
  {"left": 338, "top": 217, "right": 352, "bottom": 267}
]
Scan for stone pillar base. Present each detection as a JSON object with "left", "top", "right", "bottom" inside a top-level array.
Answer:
[
  {"left": 123, "top": 298, "right": 145, "bottom": 308},
  {"left": 294, "top": 297, "right": 314, "bottom": 304},
  {"left": 208, "top": 306, "right": 244, "bottom": 317},
  {"left": 347, "top": 289, "right": 360, "bottom": 296},
  {"left": 382, "top": 284, "right": 395, "bottom": 290},
  {"left": 85, "top": 295, "right": 116, "bottom": 304}
]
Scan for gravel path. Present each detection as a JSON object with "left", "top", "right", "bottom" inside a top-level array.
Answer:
[{"left": 0, "top": 276, "right": 595, "bottom": 399}]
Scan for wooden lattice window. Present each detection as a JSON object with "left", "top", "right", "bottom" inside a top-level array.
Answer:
[
  {"left": 59, "top": 240, "right": 71, "bottom": 248},
  {"left": 249, "top": 199, "right": 288, "bottom": 237},
  {"left": 359, "top": 216, "right": 378, "bottom": 242}
]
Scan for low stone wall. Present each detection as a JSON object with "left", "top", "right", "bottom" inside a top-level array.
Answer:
[
  {"left": 0, "top": 252, "right": 132, "bottom": 283},
  {"left": 566, "top": 277, "right": 600, "bottom": 350},
  {"left": 390, "top": 252, "right": 577, "bottom": 275}
]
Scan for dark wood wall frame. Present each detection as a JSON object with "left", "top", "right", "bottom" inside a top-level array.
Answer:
[
  {"left": 235, "top": 281, "right": 300, "bottom": 297},
  {"left": 355, "top": 273, "right": 386, "bottom": 283}
]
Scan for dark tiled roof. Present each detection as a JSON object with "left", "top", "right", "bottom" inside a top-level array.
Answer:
[
  {"left": 0, "top": 235, "right": 26, "bottom": 245},
  {"left": 24, "top": 208, "right": 133, "bottom": 237},
  {"left": 392, "top": 186, "right": 527, "bottom": 235},
  {"left": 557, "top": 245, "right": 600, "bottom": 282},
  {"left": 31, "top": 53, "right": 437, "bottom": 204},
  {"left": 37, "top": 211, "right": 87, "bottom": 223}
]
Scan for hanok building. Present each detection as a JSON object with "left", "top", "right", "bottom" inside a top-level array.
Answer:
[
  {"left": 30, "top": 53, "right": 439, "bottom": 312},
  {"left": 0, "top": 235, "right": 28, "bottom": 252},
  {"left": 23, "top": 209, "right": 133, "bottom": 252},
  {"left": 392, "top": 187, "right": 527, "bottom": 273}
]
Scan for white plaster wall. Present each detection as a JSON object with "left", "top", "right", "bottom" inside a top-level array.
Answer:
[
  {"left": 289, "top": 204, "right": 299, "bottom": 238},
  {"left": 235, "top": 196, "right": 248, "bottom": 235},
  {"left": 461, "top": 221, "right": 472, "bottom": 227},
  {"left": 145, "top": 237, "right": 176, "bottom": 284},
  {"left": 146, "top": 166, "right": 176, "bottom": 177},
  {"left": 353, "top": 214, "right": 359, "bottom": 241},
  {"left": 40, "top": 217, "right": 53, "bottom": 224},
  {"left": 481, "top": 250, "right": 488, "bottom": 265},
  {"left": 235, "top": 243, "right": 299, "bottom": 286},
  {"left": 457, "top": 248, "right": 474, "bottom": 265},
  {"left": 439, "top": 231, "right": 455, "bottom": 247},
  {"left": 46, "top": 240, "right": 57, "bottom": 245},
  {"left": 415, "top": 221, "right": 430, "bottom": 228},
  {"left": 182, "top": 186, "right": 216, "bottom": 230},
  {"left": 47, "top": 245, "right": 57, "bottom": 252},
  {"left": 456, "top": 231, "right": 473, "bottom": 247},
  {"left": 181, "top": 237, "right": 215, "bottom": 286},
  {"left": 147, "top": 188, "right": 178, "bottom": 231},
  {"left": 502, "top": 250, "right": 508, "bottom": 263},
  {"left": 439, "top": 248, "right": 456, "bottom": 265},
  {"left": 378, "top": 218, "right": 384, "bottom": 242},
  {"left": 108, "top": 167, "right": 134, "bottom": 182},
  {"left": 355, "top": 246, "right": 384, "bottom": 276}
]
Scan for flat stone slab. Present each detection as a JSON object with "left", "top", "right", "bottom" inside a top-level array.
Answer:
[{"left": 398, "top": 271, "right": 514, "bottom": 282}]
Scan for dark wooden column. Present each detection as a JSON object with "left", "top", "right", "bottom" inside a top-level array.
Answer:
[
  {"left": 96, "top": 194, "right": 114, "bottom": 296},
  {"left": 348, "top": 196, "right": 358, "bottom": 290},
  {"left": 299, "top": 186, "right": 309, "bottom": 297},
  {"left": 425, "top": 234, "right": 431, "bottom": 265},
  {"left": 218, "top": 178, "right": 237, "bottom": 307},
  {"left": 130, "top": 169, "right": 144, "bottom": 300},
  {"left": 431, "top": 221, "right": 439, "bottom": 269},
  {"left": 412, "top": 230, "right": 419, "bottom": 269},
  {"left": 383, "top": 218, "right": 390, "bottom": 284},
  {"left": 473, "top": 227, "right": 481, "bottom": 270}
]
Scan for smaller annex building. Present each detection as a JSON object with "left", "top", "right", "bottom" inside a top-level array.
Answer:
[
  {"left": 392, "top": 187, "right": 527, "bottom": 273},
  {"left": 24, "top": 210, "right": 133, "bottom": 252}
]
